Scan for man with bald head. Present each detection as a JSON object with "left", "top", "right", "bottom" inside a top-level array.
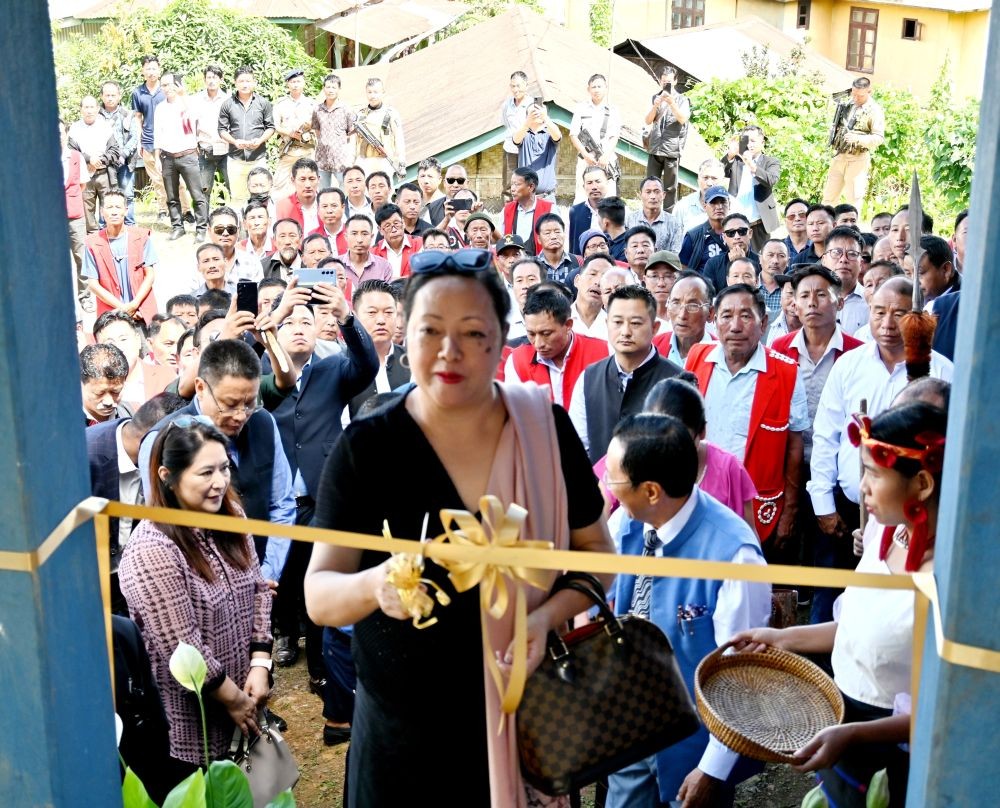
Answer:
[{"left": 807, "top": 276, "right": 952, "bottom": 622}]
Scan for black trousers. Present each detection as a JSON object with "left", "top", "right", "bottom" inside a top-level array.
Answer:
[
  {"left": 646, "top": 153, "right": 680, "bottom": 212},
  {"left": 161, "top": 152, "right": 208, "bottom": 232},
  {"left": 811, "top": 485, "right": 862, "bottom": 624},
  {"left": 199, "top": 151, "right": 231, "bottom": 204},
  {"left": 274, "top": 501, "right": 325, "bottom": 680}
]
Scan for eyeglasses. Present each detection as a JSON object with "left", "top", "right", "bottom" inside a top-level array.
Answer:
[
  {"left": 445, "top": 177, "right": 467, "bottom": 185},
  {"left": 644, "top": 272, "right": 676, "bottom": 284},
  {"left": 601, "top": 469, "right": 632, "bottom": 489},
  {"left": 668, "top": 301, "right": 710, "bottom": 313},
  {"left": 202, "top": 379, "right": 259, "bottom": 418},
  {"left": 212, "top": 224, "right": 239, "bottom": 236},
  {"left": 724, "top": 227, "right": 750, "bottom": 238},
  {"left": 826, "top": 248, "right": 861, "bottom": 260},
  {"left": 786, "top": 212, "right": 807, "bottom": 220},
  {"left": 410, "top": 248, "right": 492, "bottom": 276}
]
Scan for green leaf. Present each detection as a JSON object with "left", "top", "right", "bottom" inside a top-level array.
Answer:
[
  {"left": 866, "top": 768, "right": 890, "bottom": 808},
  {"left": 265, "top": 791, "right": 297, "bottom": 808},
  {"left": 801, "top": 782, "right": 829, "bottom": 808},
  {"left": 170, "top": 642, "right": 208, "bottom": 693},
  {"left": 122, "top": 767, "right": 158, "bottom": 808},
  {"left": 162, "top": 769, "right": 206, "bottom": 808},
  {"left": 206, "top": 760, "right": 253, "bottom": 808}
]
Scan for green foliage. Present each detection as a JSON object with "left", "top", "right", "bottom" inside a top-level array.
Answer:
[
  {"left": 688, "top": 73, "right": 830, "bottom": 204},
  {"left": 53, "top": 0, "right": 327, "bottom": 119},
  {"left": 867, "top": 768, "right": 890, "bottom": 808},
  {"left": 206, "top": 761, "right": 253, "bottom": 808},
  {"left": 687, "top": 55, "right": 977, "bottom": 226},
  {"left": 122, "top": 768, "right": 158, "bottom": 808},
  {"left": 589, "top": 0, "right": 613, "bottom": 48},
  {"left": 801, "top": 782, "right": 828, "bottom": 807},
  {"left": 162, "top": 770, "right": 206, "bottom": 808},
  {"left": 441, "top": 0, "right": 543, "bottom": 36}
]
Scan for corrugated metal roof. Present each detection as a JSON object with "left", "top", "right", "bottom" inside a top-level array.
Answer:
[
  {"left": 318, "top": 0, "right": 468, "bottom": 48},
  {"left": 638, "top": 16, "right": 858, "bottom": 95},
  {"left": 328, "top": 5, "right": 712, "bottom": 171}
]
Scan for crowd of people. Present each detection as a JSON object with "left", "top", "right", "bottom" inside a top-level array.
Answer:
[{"left": 69, "top": 52, "right": 967, "bottom": 808}]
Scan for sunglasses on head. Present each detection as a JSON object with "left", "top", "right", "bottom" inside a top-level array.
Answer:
[
  {"left": 445, "top": 177, "right": 467, "bottom": 185},
  {"left": 409, "top": 248, "right": 492, "bottom": 276},
  {"left": 724, "top": 227, "right": 750, "bottom": 238},
  {"left": 212, "top": 224, "right": 239, "bottom": 236}
]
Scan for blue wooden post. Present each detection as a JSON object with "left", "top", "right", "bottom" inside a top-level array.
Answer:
[
  {"left": 0, "top": 3, "right": 120, "bottom": 804},
  {"left": 907, "top": 7, "right": 1000, "bottom": 805}
]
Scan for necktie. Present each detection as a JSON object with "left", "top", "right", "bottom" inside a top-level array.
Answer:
[{"left": 630, "top": 529, "right": 661, "bottom": 619}]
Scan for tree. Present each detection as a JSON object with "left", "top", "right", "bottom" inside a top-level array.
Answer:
[
  {"left": 589, "top": 0, "right": 613, "bottom": 47},
  {"left": 53, "top": 0, "right": 327, "bottom": 118},
  {"left": 441, "top": 0, "right": 543, "bottom": 36}
]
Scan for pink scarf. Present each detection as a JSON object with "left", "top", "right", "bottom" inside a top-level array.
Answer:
[{"left": 484, "top": 382, "right": 571, "bottom": 808}]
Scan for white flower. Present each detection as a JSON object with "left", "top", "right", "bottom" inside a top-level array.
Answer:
[{"left": 169, "top": 642, "right": 207, "bottom": 692}]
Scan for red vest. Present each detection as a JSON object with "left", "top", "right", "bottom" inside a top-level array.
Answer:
[
  {"left": 502, "top": 197, "right": 554, "bottom": 253},
  {"left": 372, "top": 235, "right": 424, "bottom": 278},
  {"left": 652, "top": 330, "right": 716, "bottom": 359},
  {"left": 686, "top": 342, "right": 798, "bottom": 542},
  {"left": 85, "top": 227, "right": 158, "bottom": 324},
  {"left": 275, "top": 192, "right": 307, "bottom": 231},
  {"left": 770, "top": 328, "right": 864, "bottom": 364},
  {"left": 510, "top": 333, "right": 608, "bottom": 405},
  {"left": 309, "top": 225, "right": 348, "bottom": 255}
]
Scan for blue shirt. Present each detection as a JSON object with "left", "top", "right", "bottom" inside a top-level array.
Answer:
[
  {"left": 702, "top": 342, "right": 810, "bottom": 463},
  {"left": 518, "top": 129, "right": 558, "bottom": 194},
  {"left": 137, "top": 398, "right": 296, "bottom": 581},
  {"left": 82, "top": 231, "right": 159, "bottom": 302},
  {"left": 131, "top": 83, "right": 165, "bottom": 151}
]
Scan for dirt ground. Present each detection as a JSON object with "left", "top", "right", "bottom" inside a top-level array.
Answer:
[{"left": 269, "top": 643, "right": 813, "bottom": 808}]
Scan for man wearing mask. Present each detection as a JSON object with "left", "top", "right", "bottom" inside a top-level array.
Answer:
[{"left": 644, "top": 66, "right": 690, "bottom": 212}]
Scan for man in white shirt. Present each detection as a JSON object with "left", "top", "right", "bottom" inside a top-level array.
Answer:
[
  {"left": 807, "top": 276, "right": 952, "bottom": 621},
  {"left": 605, "top": 413, "right": 770, "bottom": 808},
  {"left": 625, "top": 176, "right": 684, "bottom": 252},
  {"left": 193, "top": 64, "right": 231, "bottom": 203},
  {"left": 674, "top": 158, "right": 727, "bottom": 235},
  {"left": 507, "top": 257, "right": 542, "bottom": 342},
  {"left": 571, "top": 254, "right": 613, "bottom": 341},
  {"left": 193, "top": 207, "right": 263, "bottom": 292},
  {"left": 820, "top": 225, "right": 869, "bottom": 337},
  {"left": 500, "top": 71, "right": 531, "bottom": 197},
  {"left": 154, "top": 73, "right": 208, "bottom": 241},
  {"left": 569, "top": 74, "right": 622, "bottom": 202},
  {"left": 655, "top": 271, "right": 716, "bottom": 366},
  {"left": 69, "top": 95, "right": 119, "bottom": 233}
]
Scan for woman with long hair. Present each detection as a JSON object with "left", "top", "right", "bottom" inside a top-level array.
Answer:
[
  {"left": 731, "top": 401, "right": 947, "bottom": 807},
  {"left": 119, "top": 417, "right": 273, "bottom": 800}
]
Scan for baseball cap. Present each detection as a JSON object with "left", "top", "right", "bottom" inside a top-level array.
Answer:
[
  {"left": 645, "top": 250, "right": 683, "bottom": 272},
  {"left": 284, "top": 68, "right": 304, "bottom": 82},
  {"left": 495, "top": 234, "right": 526, "bottom": 253},
  {"left": 704, "top": 185, "right": 729, "bottom": 203}
]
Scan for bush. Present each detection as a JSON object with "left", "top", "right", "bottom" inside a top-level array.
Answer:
[{"left": 53, "top": 0, "right": 327, "bottom": 118}]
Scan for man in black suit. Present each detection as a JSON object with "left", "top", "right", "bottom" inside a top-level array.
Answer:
[
  {"left": 568, "top": 165, "right": 608, "bottom": 255},
  {"left": 266, "top": 279, "right": 378, "bottom": 700},
  {"left": 86, "top": 392, "right": 186, "bottom": 612},
  {"left": 568, "top": 285, "right": 683, "bottom": 463},
  {"left": 723, "top": 125, "right": 781, "bottom": 252},
  {"left": 348, "top": 280, "right": 411, "bottom": 417}
]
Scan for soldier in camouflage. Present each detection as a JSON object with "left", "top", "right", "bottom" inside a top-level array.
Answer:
[{"left": 822, "top": 77, "right": 885, "bottom": 210}]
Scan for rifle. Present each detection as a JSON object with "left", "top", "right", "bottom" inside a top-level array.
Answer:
[
  {"left": 578, "top": 128, "right": 621, "bottom": 182},
  {"left": 827, "top": 88, "right": 853, "bottom": 153},
  {"left": 353, "top": 114, "right": 406, "bottom": 178}
]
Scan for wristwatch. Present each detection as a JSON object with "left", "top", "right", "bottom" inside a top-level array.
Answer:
[
  {"left": 250, "top": 658, "right": 273, "bottom": 672},
  {"left": 337, "top": 313, "right": 354, "bottom": 328}
]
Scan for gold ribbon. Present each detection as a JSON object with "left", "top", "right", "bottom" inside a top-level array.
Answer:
[
  {"left": 5, "top": 498, "right": 1000, "bottom": 720},
  {"left": 434, "top": 496, "right": 554, "bottom": 714}
]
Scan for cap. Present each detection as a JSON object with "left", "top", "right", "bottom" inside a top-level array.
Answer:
[
  {"left": 577, "top": 227, "right": 610, "bottom": 254},
  {"left": 645, "top": 250, "right": 683, "bottom": 272},
  {"left": 463, "top": 212, "right": 494, "bottom": 233},
  {"left": 284, "top": 68, "right": 304, "bottom": 82},
  {"left": 495, "top": 234, "right": 526, "bottom": 253},
  {"left": 704, "top": 185, "right": 729, "bottom": 203}
]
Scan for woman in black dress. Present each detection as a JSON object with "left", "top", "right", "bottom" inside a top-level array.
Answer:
[{"left": 305, "top": 251, "right": 614, "bottom": 807}]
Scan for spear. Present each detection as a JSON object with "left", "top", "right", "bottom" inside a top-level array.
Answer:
[{"left": 900, "top": 171, "right": 936, "bottom": 381}]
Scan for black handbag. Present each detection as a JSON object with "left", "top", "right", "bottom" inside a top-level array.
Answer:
[{"left": 517, "top": 572, "right": 699, "bottom": 796}]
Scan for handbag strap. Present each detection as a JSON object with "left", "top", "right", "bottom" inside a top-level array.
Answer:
[{"left": 551, "top": 571, "right": 607, "bottom": 602}]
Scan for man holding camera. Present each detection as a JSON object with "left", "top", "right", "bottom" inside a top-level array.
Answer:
[
  {"left": 822, "top": 77, "right": 885, "bottom": 210},
  {"left": 723, "top": 125, "right": 781, "bottom": 252},
  {"left": 273, "top": 69, "right": 316, "bottom": 199},
  {"left": 644, "top": 66, "right": 690, "bottom": 213}
]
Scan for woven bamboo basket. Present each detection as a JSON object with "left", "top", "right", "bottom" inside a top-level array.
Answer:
[{"left": 694, "top": 643, "right": 845, "bottom": 763}]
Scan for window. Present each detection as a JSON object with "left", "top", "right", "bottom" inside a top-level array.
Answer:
[
  {"left": 671, "top": 0, "right": 705, "bottom": 30},
  {"left": 847, "top": 7, "right": 878, "bottom": 73},
  {"left": 797, "top": 0, "right": 811, "bottom": 29},
  {"left": 902, "top": 18, "right": 921, "bottom": 40}
]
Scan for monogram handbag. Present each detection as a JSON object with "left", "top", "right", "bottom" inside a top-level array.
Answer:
[
  {"left": 517, "top": 573, "right": 700, "bottom": 796},
  {"left": 230, "top": 711, "right": 300, "bottom": 807}
]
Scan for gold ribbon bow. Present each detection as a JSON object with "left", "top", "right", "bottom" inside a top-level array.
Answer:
[{"left": 434, "top": 496, "right": 554, "bottom": 715}]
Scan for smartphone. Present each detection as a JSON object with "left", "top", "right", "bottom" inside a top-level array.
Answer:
[
  {"left": 451, "top": 198, "right": 473, "bottom": 212},
  {"left": 738, "top": 133, "right": 750, "bottom": 154},
  {"left": 295, "top": 268, "right": 340, "bottom": 289},
  {"left": 236, "top": 280, "right": 258, "bottom": 314}
]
